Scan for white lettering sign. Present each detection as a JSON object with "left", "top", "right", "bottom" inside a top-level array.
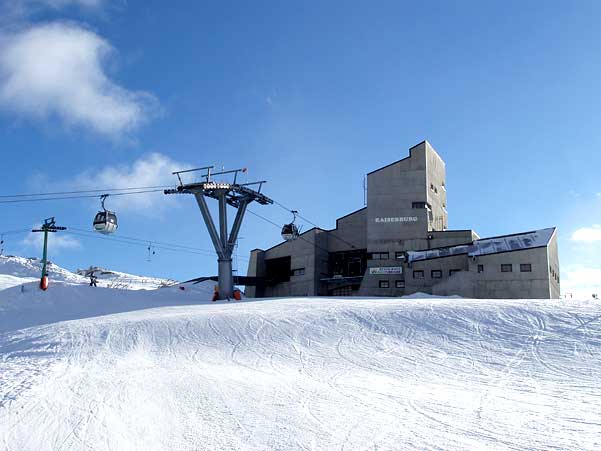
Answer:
[
  {"left": 370, "top": 266, "right": 403, "bottom": 275},
  {"left": 374, "top": 217, "right": 418, "bottom": 223}
]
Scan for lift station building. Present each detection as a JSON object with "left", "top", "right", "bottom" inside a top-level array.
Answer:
[{"left": 246, "top": 141, "right": 560, "bottom": 299}]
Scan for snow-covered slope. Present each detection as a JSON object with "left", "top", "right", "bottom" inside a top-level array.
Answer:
[
  {"left": 0, "top": 255, "right": 85, "bottom": 290},
  {"left": 1, "top": 286, "right": 599, "bottom": 450},
  {"left": 0, "top": 255, "right": 176, "bottom": 291}
]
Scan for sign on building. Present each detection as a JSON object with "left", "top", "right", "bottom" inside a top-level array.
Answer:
[
  {"left": 369, "top": 266, "right": 403, "bottom": 275},
  {"left": 374, "top": 217, "right": 418, "bottom": 223}
]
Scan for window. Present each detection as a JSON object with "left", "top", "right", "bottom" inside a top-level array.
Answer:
[
  {"left": 265, "top": 256, "right": 292, "bottom": 284},
  {"left": 395, "top": 280, "right": 405, "bottom": 288},
  {"left": 291, "top": 268, "right": 305, "bottom": 276},
  {"left": 431, "top": 270, "right": 442, "bottom": 279},
  {"left": 520, "top": 264, "right": 532, "bottom": 273},
  {"left": 412, "top": 202, "right": 427, "bottom": 209},
  {"left": 379, "top": 280, "right": 390, "bottom": 288},
  {"left": 430, "top": 183, "right": 435, "bottom": 191},
  {"left": 501, "top": 264, "right": 513, "bottom": 273},
  {"left": 449, "top": 269, "right": 461, "bottom": 276},
  {"left": 371, "top": 252, "right": 389, "bottom": 260},
  {"left": 413, "top": 270, "right": 424, "bottom": 279},
  {"left": 395, "top": 251, "right": 405, "bottom": 260},
  {"left": 477, "top": 264, "right": 484, "bottom": 273}
]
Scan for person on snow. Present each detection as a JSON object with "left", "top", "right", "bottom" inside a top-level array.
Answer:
[
  {"left": 89, "top": 273, "right": 98, "bottom": 287},
  {"left": 212, "top": 285, "right": 219, "bottom": 302}
]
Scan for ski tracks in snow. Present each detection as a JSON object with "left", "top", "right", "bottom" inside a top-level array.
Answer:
[{"left": 1, "top": 297, "right": 601, "bottom": 450}]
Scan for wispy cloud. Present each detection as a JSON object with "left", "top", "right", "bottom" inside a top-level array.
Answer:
[
  {"left": 571, "top": 225, "right": 601, "bottom": 242},
  {"left": 1, "top": 0, "right": 105, "bottom": 24},
  {"left": 70, "top": 153, "right": 188, "bottom": 213},
  {"left": 0, "top": 22, "right": 157, "bottom": 137},
  {"left": 22, "top": 229, "right": 81, "bottom": 252}
]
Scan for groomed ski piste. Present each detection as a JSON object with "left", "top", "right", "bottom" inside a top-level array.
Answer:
[{"left": 1, "top": 257, "right": 600, "bottom": 450}]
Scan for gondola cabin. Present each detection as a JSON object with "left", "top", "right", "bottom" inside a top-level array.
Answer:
[
  {"left": 281, "top": 223, "right": 299, "bottom": 241},
  {"left": 93, "top": 211, "right": 118, "bottom": 234}
]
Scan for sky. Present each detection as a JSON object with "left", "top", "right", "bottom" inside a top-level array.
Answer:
[{"left": 0, "top": 0, "right": 600, "bottom": 296}]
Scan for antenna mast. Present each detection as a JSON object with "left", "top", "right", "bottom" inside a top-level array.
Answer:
[{"left": 165, "top": 166, "right": 272, "bottom": 299}]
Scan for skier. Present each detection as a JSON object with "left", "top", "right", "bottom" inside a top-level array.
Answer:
[
  {"left": 212, "top": 285, "right": 219, "bottom": 302},
  {"left": 89, "top": 272, "right": 98, "bottom": 287}
]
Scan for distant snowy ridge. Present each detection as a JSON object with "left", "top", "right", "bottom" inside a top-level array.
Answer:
[{"left": 0, "top": 255, "right": 177, "bottom": 291}]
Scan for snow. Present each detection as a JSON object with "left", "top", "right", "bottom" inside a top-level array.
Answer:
[
  {"left": 0, "top": 255, "right": 176, "bottom": 291},
  {"left": 408, "top": 227, "right": 556, "bottom": 262},
  {"left": 1, "top": 277, "right": 600, "bottom": 450}
]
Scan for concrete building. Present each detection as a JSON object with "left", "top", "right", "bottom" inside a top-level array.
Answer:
[{"left": 246, "top": 141, "right": 560, "bottom": 299}]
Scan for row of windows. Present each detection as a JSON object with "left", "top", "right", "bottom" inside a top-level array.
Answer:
[
  {"left": 371, "top": 251, "right": 410, "bottom": 260},
  {"left": 500, "top": 263, "right": 532, "bottom": 273},
  {"left": 411, "top": 263, "right": 534, "bottom": 278},
  {"left": 377, "top": 264, "right": 537, "bottom": 287},
  {"left": 379, "top": 280, "right": 405, "bottom": 288},
  {"left": 412, "top": 269, "right": 461, "bottom": 279},
  {"left": 371, "top": 252, "right": 389, "bottom": 260}
]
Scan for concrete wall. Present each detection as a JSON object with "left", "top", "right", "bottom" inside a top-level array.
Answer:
[
  {"left": 313, "top": 229, "right": 330, "bottom": 295},
  {"left": 468, "top": 247, "right": 551, "bottom": 299},
  {"left": 258, "top": 229, "right": 320, "bottom": 297},
  {"left": 327, "top": 208, "right": 367, "bottom": 253},
  {"left": 547, "top": 230, "right": 560, "bottom": 298},
  {"left": 424, "top": 142, "right": 448, "bottom": 231},
  {"left": 409, "top": 255, "right": 468, "bottom": 295},
  {"left": 245, "top": 249, "right": 265, "bottom": 297},
  {"left": 366, "top": 142, "right": 431, "bottom": 244}
]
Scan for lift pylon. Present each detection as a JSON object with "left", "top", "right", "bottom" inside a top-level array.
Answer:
[
  {"left": 31, "top": 217, "right": 67, "bottom": 290},
  {"left": 165, "top": 166, "right": 272, "bottom": 299}
]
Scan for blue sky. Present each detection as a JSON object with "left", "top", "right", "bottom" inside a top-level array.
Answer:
[{"left": 0, "top": 0, "right": 600, "bottom": 295}]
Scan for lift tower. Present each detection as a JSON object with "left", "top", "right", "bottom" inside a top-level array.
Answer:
[{"left": 165, "top": 166, "right": 272, "bottom": 299}]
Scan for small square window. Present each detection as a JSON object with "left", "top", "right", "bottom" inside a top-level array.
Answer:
[
  {"left": 413, "top": 270, "right": 424, "bottom": 279},
  {"left": 501, "top": 264, "right": 513, "bottom": 273},
  {"left": 395, "top": 280, "right": 405, "bottom": 288},
  {"left": 477, "top": 264, "right": 484, "bottom": 273},
  {"left": 395, "top": 251, "right": 405, "bottom": 260},
  {"left": 291, "top": 268, "right": 305, "bottom": 276},
  {"left": 371, "top": 252, "right": 389, "bottom": 260},
  {"left": 431, "top": 270, "right": 442, "bottom": 279},
  {"left": 379, "top": 280, "right": 389, "bottom": 288},
  {"left": 449, "top": 269, "right": 461, "bottom": 276},
  {"left": 520, "top": 264, "right": 532, "bottom": 273}
]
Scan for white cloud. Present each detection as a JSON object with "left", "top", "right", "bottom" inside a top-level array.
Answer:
[
  {"left": 0, "top": 22, "right": 156, "bottom": 136},
  {"left": 40, "top": 0, "right": 103, "bottom": 8},
  {"left": 71, "top": 153, "right": 187, "bottom": 213},
  {"left": 561, "top": 265, "right": 601, "bottom": 299},
  {"left": 571, "top": 225, "right": 601, "bottom": 242},
  {"left": 22, "top": 229, "right": 81, "bottom": 252}
]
